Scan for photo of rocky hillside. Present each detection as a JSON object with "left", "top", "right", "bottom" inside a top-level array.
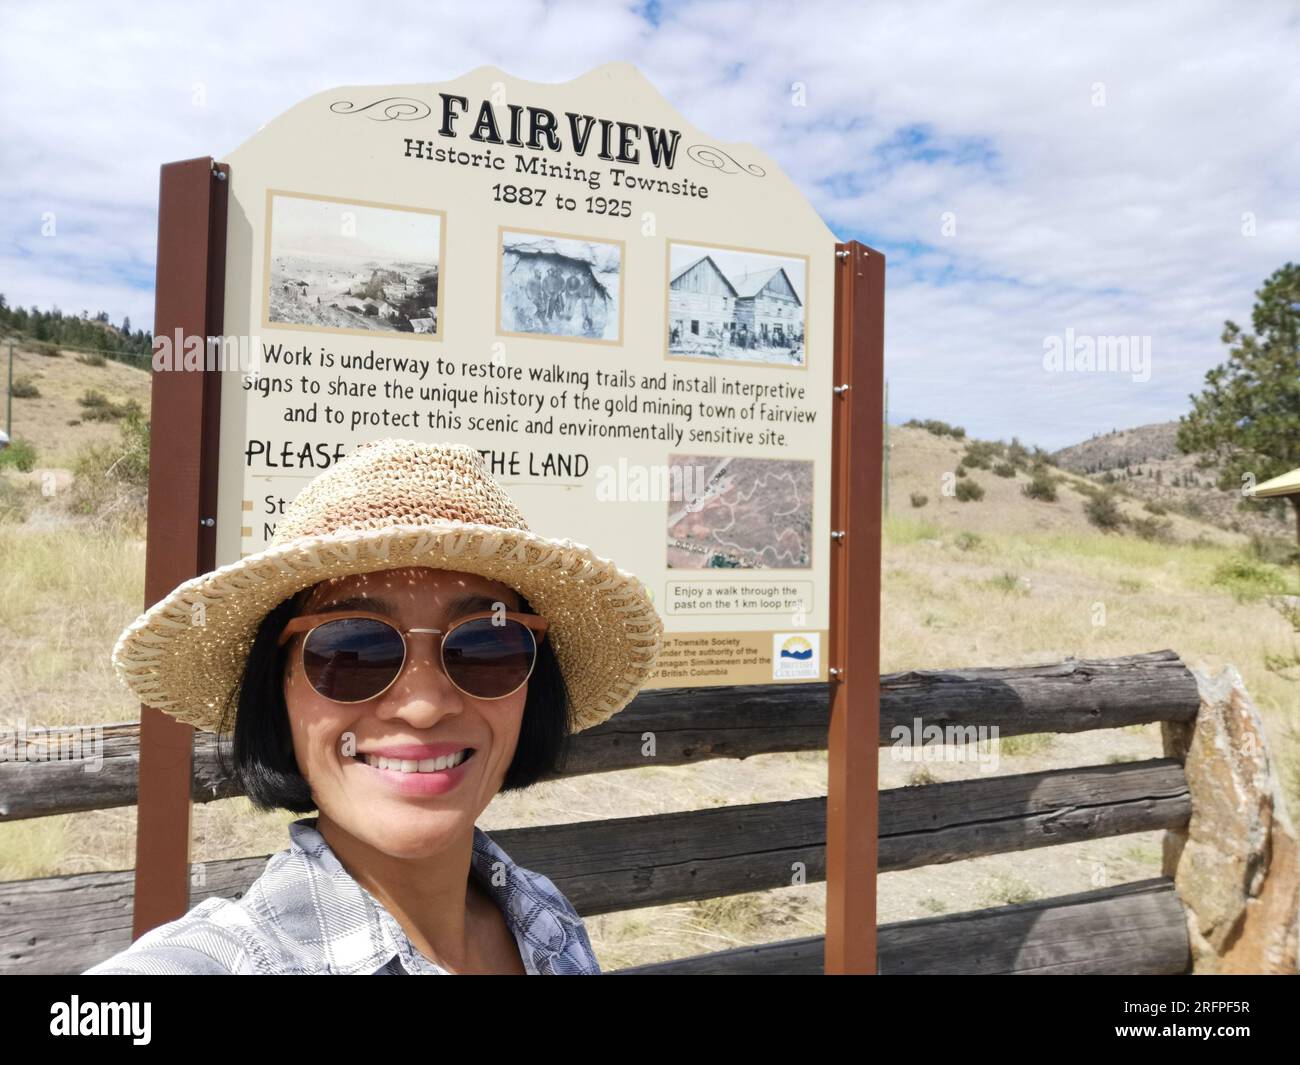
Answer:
[{"left": 265, "top": 193, "right": 442, "bottom": 336}]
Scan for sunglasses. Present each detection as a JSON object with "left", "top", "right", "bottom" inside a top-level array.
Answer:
[{"left": 277, "top": 609, "right": 550, "bottom": 703}]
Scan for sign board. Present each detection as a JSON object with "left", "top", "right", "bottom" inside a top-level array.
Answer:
[{"left": 208, "top": 62, "right": 838, "bottom": 690}]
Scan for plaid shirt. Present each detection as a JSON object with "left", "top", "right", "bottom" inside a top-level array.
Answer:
[{"left": 83, "top": 817, "right": 600, "bottom": 975}]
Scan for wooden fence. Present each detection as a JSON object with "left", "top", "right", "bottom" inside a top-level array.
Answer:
[{"left": 2, "top": 648, "right": 1295, "bottom": 974}]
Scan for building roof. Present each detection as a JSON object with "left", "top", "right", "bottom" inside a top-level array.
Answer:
[
  {"left": 669, "top": 254, "right": 739, "bottom": 296},
  {"left": 1248, "top": 467, "right": 1300, "bottom": 497},
  {"left": 731, "top": 266, "right": 797, "bottom": 302}
]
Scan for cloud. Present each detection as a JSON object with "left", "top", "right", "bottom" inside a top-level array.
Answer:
[{"left": 2, "top": 0, "right": 1296, "bottom": 447}]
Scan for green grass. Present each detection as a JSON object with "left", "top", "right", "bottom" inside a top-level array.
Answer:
[
  {"left": 997, "top": 732, "right": 1055, "bottom": 757},
  {"left": 986, "top": 572, "right": 1029, "bottom": 596},
  {"left": 0, "top": 476, "right": 38, "bottom": 523},
  {"left": 0, "top": 438, "right": 38, "bottom": 472},
  {"left": 978, "top": 873, "right": 1040, "bottom": 907},
  {"left": 1210, "top": 557, "right": 1291, "bottom": 602},
  {"left": 883, "top": 513, "right": 941, "bottom": 545}
]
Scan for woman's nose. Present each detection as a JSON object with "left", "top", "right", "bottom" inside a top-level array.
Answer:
[{"left": 380, "top": 630, "right": 465, "bottom": 722}]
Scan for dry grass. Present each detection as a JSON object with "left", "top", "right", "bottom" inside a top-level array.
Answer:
[
  {"left": 2, "top": 421, "right": 1297, "bottom": 968},
  {"left": 0, "top": 342, "right": 151, "bottom": 469}
]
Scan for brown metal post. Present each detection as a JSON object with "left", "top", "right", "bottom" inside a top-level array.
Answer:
[
  {"left": 825, "top": 240, "right": 884, "bottom": 973},
  {"left": 132, "top": 156, "right": 228, "bottom": 937}
]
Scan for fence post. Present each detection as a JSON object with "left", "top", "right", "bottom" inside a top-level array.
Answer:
[
  {"left": 825, "top": 240, "right": 885, "bottom": 973},
  {"left": 131, "top": 156, "right": 228, "bottom": 938}
]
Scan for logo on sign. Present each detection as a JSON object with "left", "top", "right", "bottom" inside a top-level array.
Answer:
[{"left": 773, "top": 632, "right": 819, "bottom": 679}]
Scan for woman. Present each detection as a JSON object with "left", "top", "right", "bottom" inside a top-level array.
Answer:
[{"left": 84, "top": 439, "right": 663, "bottom": 974}]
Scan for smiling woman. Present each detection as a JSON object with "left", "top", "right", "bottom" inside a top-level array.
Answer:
[{"left": 82, "top": 439, "right": 664, "bottom": 976}]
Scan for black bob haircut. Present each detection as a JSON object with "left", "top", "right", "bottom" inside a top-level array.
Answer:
[{"left": 214, "top": 582, "right": 573, "bottom": 814}]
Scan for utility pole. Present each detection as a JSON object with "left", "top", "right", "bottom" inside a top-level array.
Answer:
[
  {"left": 6, "top": 340, "right": 13, "bottom": 439},
  {"left": 882, "top": 377, "right": 890, "bottom": 513}
]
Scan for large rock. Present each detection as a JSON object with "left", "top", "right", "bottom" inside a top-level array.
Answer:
[
  {"left": 1162, "top": 663, "right": 1300, "bottom": 973},
  {"left": 502, "top": 234, "right": 620, "bottom": 276}
]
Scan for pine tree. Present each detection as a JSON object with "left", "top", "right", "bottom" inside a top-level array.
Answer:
[{"left": 1179, "top": 263, "right": 1300, "bottom": 543}]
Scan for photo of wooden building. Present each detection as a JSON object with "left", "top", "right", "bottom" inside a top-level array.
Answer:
[{"left": 667, "top": 244, "right": 807, "bottom": 366}]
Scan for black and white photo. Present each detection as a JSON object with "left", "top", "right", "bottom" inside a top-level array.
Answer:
[
  {"left": 666, "top": 242, "right": 807, "bottom": 367},
  {"left": 498, "top": 228, "right": 623, "bottom": 343},
  {"left": 265, "top": 192, "right": 444, "bottom": 338}
]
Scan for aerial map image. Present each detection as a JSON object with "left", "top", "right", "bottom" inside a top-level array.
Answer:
[
  {"left": 265, "top": 192, "right": 442, "bottom": 336},
  {"left": 666, "top": 454, "right": 814, "bottom": 569}
]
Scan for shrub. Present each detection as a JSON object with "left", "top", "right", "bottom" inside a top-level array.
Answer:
[
  {"left": 993, "top": 462, "right": 1016, "bottom": 478},
  {"left": 962, "top": 441, "right": 999, "bottom": 469},
  {"left": 65, "top": 407, "right": 150, "bottom": 528},
  {"left": 905, "top": 418, "right": 966, "bottom": 439},
  {"left": 0, "top": 437, "right": 38, "bottom": 472},
  {"left": 111, "top": 407, "right": 151, "bottom": 485},
  {"left": 910, "top": 492, "right": 928, "bottom": 508},
  {"left": 29, "top": 340, "right": 61, "bottom": 357},
  {"left": 955, "top": 478, "right": 984, "bottom": 502},
  {"left": 1128, "top": 515, "right": 1173, "bottom": 542},
  {"left": 76, "top": 351, "right": 107, "bottom": 367},
  {"left": 1022, "top": 471, "right": 1057, "bottom": 502},
  {"left": 1143, "top": 500, "right": 1167, "bottom": 516},
  {"left": 1211, "top": 557, "right": 1288, "bottom": 602},
  {"left": 1171, "top": 498, "right": 1205, "bottom": 520},
  {"left": 78, "top": 389, "right": 142, "bottom": 422},
  {"left": 986, "top": 572, "right": 1028, "bottom": 596},
  {"left": 1085, "top": 491, "right": 1125, "bottom": 530},
  {"left": 954, "top": 531, "right": 983, "bottom": 551},
  {"left": 955, "top": 465, "right": 968, "bottom": 478},
  {"left": 1247, "top": 534, "right": 1299, "bottom": 567},
  {"left": 0, "top": 476, "right": 36, "bottom": 523},
  {"left": 10, "top": 374, "right": 39, "bottom": 398}
]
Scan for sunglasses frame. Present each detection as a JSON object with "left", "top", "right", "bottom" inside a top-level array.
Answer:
[{"left": 276, "top": 608, "right": 550, "bottom": 704}]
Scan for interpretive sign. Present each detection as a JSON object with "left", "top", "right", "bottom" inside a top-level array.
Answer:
[{"left": 209, "top": 62, "right": 838, "bottom": 689}]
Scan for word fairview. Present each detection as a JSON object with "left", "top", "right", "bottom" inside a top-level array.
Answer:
[{"left": 436, "top": 94, "right": 681, "bottom": 167}]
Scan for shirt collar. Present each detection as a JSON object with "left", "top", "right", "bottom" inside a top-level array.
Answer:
[{"left": 285, "top": 816, "right": 580, "bottom": 975}]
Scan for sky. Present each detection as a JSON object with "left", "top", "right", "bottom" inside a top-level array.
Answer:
[
  {"left": 2, "top": 0, "right": 1297, "bottom": 450},
  {"left": 269, "top": 195, "right": 441, "bottom": 262}
]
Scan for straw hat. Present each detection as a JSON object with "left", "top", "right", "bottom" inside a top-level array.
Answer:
[{"left": 111, "top": 438, "right": 664, "bottom": 734}]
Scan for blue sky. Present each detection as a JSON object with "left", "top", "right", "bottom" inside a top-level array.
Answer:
[{"left": 2, "top": 0, "right": 1297, "bottom": 449}]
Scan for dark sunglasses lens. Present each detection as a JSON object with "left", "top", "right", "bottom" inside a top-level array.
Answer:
[
  {"left": 301, "top": 618, "right": 404, "bottom": 702},
  {"left": 443, "top": 618, "right": 537, "bottom": 698}
]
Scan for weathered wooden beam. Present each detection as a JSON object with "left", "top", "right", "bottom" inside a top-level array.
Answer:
[
  {"left": 0, "top": 651, "right": 1198, "bottom": 822},
  {"left": 612, "top": 878, "right": 1190, "bottom": 975},
  {"left": 1, "top": 760, "right": 1189, "bottom": 974}
]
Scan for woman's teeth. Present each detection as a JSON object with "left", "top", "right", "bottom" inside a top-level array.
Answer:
[{"left": 358, "top": 749, "right": 472, "bottom": 773}]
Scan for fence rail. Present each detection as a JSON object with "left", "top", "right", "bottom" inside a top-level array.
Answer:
[
  {"left": 617, "top": 879, "right": 1190, "bottom": 975},
  {"left": 0, "top": 650, "right": 1197, "bottom": 822}
]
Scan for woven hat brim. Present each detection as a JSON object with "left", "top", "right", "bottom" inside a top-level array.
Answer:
[{"left": 111, "top": 522, "right": 663, "bottom": 734}]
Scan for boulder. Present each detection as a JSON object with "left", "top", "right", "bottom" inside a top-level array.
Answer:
[{"left": 1162, "top": 663, "right": 1300, "bottom": 973}]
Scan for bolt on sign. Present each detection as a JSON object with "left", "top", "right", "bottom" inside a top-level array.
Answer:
[{"left": 213, "top": 61, "right": 838, "bottom": 691}]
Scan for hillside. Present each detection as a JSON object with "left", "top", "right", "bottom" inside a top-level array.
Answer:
[
  {"left": 888, "top": 423, "right": 1247, "bottom": 548},
  {"left": 0, "top": 340, "right": 151, "bottom": 468},
  {"left": 1051, "top": 422, "right": 1293, "bottom": 542}
]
